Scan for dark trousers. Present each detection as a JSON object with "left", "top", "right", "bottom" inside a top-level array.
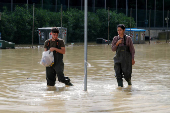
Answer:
[
  {"left": 46, "top": 61, "right": 70, "bottom": 86},
  {"left": 114, "top": 63, "right": 131, "bottom": 87}
]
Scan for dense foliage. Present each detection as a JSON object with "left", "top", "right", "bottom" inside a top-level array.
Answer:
[{"left": 0, "top": 6, "right": 135, "bottom": 44}]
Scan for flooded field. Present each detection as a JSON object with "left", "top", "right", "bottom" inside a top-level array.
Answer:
[{"left": 0, "top": 41, "right": 170, "bottom": 113}]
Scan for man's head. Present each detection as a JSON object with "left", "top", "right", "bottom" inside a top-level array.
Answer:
[{"left": 51, "top": 27, "right": 59, "bottom": 40}]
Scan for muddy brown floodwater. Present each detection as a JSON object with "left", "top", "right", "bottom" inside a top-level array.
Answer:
[{"left": 0, "top": 41, "right": 170, "bottom": 113}]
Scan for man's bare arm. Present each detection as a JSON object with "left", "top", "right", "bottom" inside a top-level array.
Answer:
[{"left": 50, "top": 47, "right": 65, "bottom": 54}]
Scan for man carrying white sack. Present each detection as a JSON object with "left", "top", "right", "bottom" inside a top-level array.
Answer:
[{"left": 44, "top": 27, "right": 73, "bottom": 86}]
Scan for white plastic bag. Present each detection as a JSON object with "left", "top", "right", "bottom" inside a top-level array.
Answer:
[{"left": 40, "top": 50, "right": 54, "bottom": 67}]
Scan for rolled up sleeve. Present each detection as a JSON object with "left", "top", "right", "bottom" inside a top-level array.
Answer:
[
  {"left": 44, "top": 40, "right": 48, "bottom": 48},
  {"left": 128, "top": 37, "right": 135, "bottom": 59},
  {"left": 111, "top": 36, "right": 118, "bottom": 51}
]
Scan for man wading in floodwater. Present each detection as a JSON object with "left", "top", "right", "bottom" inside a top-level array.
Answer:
[
  {"left": 111, "top": 24, "right": 135, "bottom": 87},
  {"left": 44, "top": 27, "right": 73, "bottom": 86}
]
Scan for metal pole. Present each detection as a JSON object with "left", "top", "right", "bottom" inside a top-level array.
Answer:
[
  {"left": 0, "top": 12, "right": 1, "bottom": 20},
  {"left": 42, "top": 0, "right": 43, "bottom": 9},
  {"left": 68, "top": 0, "right": 69, "bottom": 10},
  {"left": 149, "top": 9, "right": 151, "bottom": 44},
  {"left": 108, "top": 7, "right": 110, "bottom": 45},
  {"left": 163, "top": 0, "right": 164, "bottom": 27},
  {"left": 84, "top": 0, "right": 88, "bottom": 91},
  {"left": 166, "top": 10, "right": 169, "bottom": 43},
  {"left": 55, "top": 0, "right": 57, "bottom": 12},
  {"left": 61, "top": 4, "right": 63, "bottom": 28},
  {"left": 61, "top": 4, "right": 63, "bottom": 39},
  {"left": 11, "top": 0, "right": 13, "bottom": 12},
  {"left": 93, "top": 0, "right": 95, "bottom": 12},
  {"left": 154, "top": 0, "right": 156, "bottom": 27},
  {"left": 0, "top": 12, "right": 1, "bottom": 40},
  {"left": 126, "top": 0, "right": 128, "bottom": 16},
  {"left": 0, "top": 12, "right": 2, "bottom": 40},
  {"left": 130, "top": 8, "right": 132, "bottom": 37},
  {"left": 104, "top": 0, "right": 106, "bottom": 10},
  {"left": 94, "top": 0, "right": 95, "bottom": 12},
  {"left": 146, "top": 0, "right": 147, "bottom": 21},
  {"left": 81, "top": 0, "right": 83, "bottom": 11},
  {"left": 32, "top": 3, "right": 35, "bottom": 48},
  {"left": 116, "top": 0, "right": 117, "bottom": 13},
  {"left": 136, "top": 0, "right": 137, "bottom": 27},
  {"left": 27, "top": 0, "right": 28, "bottom": 10}
]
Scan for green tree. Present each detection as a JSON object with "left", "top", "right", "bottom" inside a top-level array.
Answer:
[{"left": 1, "top": 6, "right": 136, "bottom": 44}]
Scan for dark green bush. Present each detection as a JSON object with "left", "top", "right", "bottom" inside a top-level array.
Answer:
[{"left": 0, "top": 6, "right": 136, "bottom": 44}]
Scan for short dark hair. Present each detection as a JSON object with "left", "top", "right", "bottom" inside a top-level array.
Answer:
[
  {"left": 117, "top": 24, "right": 125, "bottom": 30},
  {"left": 51, "top": 27, "right": 59, "bottom": 33}
]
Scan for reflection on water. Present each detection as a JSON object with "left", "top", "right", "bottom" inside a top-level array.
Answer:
[{"left": 0, "top": 41, "right": 170, "bottom": 113}]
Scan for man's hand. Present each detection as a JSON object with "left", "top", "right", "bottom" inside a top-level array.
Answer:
[
  {"left": 50, "top": 47, "right": 56, "bottom": 52},
  {"left": 116, "top": 39, "right": 123, "bottom": 46},
  {"left": 132, "top": 59, "right": 135, "bottom": 65}
]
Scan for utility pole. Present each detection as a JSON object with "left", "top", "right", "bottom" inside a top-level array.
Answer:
[
  {"left": 61, "top": 4, "right": 63, "bottom": 40},
  {"left": 116, "top": 0, "right": 117, "bottom": 13},
  {"left": 144, "top": 0, "right": 149, "bottom": 27},
  {"left": 0, "top": 12, "right": 1, "bottom": 40},
  {"left": 163, "top": 0, "right": 164, "bottom": 27},
  {"left": 81, "top": 0, "right": 83, "bottom": 11},
  {"left": 55, "top": 0, "right": 57, "bottom": 12},
  {"left": 126, "top": 0, "right": 128, "bottom": 16},
  {"left": 136, "top": 0, "right": 137, "bottom": 27},
  {"left": 146, "top": 0, "right": 147, "bottom": 22},
  {"left": 108, "top": 7, "right": 110, "bottom": 45},
  {"left": 11, "top": 0, "right": 13, "bottom": 12},
  {"left": 68, "top": 0, "right": 69, "bottom": 10},
  {"left": 104, "top": 0, "right": 106, "bottom": 10},
  {"left": 154, "top": 0, "right": 156, "bottom": 27},
  {"left": 93, "top": 0, "right": 95, "bottom": 13},
  {"left": 130, "top": 8, "right": 132, "bottom": 38},
  {"left": 32, "top": 3, "right": 35, "bottom": 48},
  {"left": 149, "top": 10, "right": 151, "bottom": 44},
  {"left": 166, "top": 10, "right": 169, "bottom": 43},
  {"left": 61, "top": 4, "right": 63, "bottom": 28},
  {"left": 27, "top": 0, "right": 28, "bottom": 10},
  {"left": 42, "top": 0, "right": 43, "bottom": 9}
]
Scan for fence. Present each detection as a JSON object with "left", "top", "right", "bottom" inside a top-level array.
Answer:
[
  {"left": 0, "top": 3, "right": 169, "bottom": 28},
  {"left": 0, "top": 3, "right": 169, "bottom": 44}
]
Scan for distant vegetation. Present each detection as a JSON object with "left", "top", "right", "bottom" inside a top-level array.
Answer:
[{"left": 0, "top": 5, "right": 135, "bottom": 44}]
